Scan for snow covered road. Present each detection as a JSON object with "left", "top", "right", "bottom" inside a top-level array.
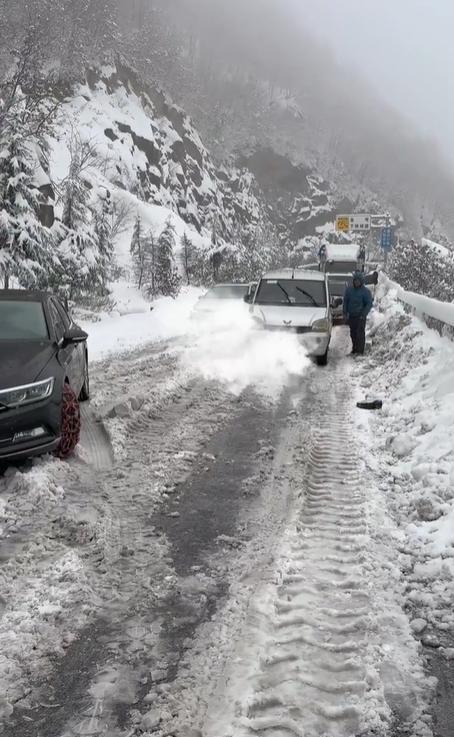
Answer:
[{"left": 0, "top": 294, "right": 452, "bottom": 737}]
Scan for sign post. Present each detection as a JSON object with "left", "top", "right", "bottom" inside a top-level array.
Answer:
[{"left": 380, "top": 214, "right": 394, "bottom": 269}]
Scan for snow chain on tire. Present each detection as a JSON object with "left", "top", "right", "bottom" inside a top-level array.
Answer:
[{"left": 57, "top": 384, "right": 81, "bottom": 459}]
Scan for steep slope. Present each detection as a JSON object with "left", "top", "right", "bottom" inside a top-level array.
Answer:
[{"left": 36, "top": 63, "right": 345, "bottom": 280}]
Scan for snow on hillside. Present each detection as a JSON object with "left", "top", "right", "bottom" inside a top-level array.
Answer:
[
  {"left": 421, "top": 238, "right": 452, "bottom": 259},
  {"left": 46, "top": 68, "right": 226, "bottom": 274}
]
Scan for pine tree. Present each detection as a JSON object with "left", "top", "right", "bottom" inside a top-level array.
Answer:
[
  {"left": 130, "top": 214, "right": 157, "bottom": 293},
  {"left": 0, "top": 91, "right": 55, "bottom": 288},
  {"left": 56, "top": 133, "right": 102, "bottom": 297},
  {"left": 180, "top": 232, "right": 195, "bottom": 285},
  {"left": 94, "top": 188, "right": 115, "bottom": 288},
  {"left": 156, "top": 218, "right": 181, "bottom": 297}
]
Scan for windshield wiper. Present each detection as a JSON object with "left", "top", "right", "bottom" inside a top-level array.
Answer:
[
  {"left": 295, "top": 287, "right": 318, "bottom": 306},
  {"left": 276, "top": 282, "right": 292, "bottom": 304}
]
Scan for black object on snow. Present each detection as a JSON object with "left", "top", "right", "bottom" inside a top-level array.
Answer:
[{"left": 356, "top": 400, "right": 383, "bottom": 411}]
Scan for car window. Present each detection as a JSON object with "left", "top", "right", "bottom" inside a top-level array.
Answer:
[
  {"left": 48, "top": 300, "right": 66, "bottom": 340},
  {"left": 255, "top": 279, "right": 327, "bottom": 307},
  {"left": 0, "top": 301, "right": 49, "bottom": 340},
  {"left": 53, "top": 299, "right": 71, "bottom": 330},
  {"left": 328, "top": 277, "right": 351, "bottom": 296}
]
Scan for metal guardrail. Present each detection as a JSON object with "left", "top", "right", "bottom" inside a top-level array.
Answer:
[{"left": 381, "top": 274, "right": 454, "bottom": 336}]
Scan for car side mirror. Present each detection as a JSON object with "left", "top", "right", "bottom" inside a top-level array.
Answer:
[
  {"left": 372, "top": 271, "right": 379, "bottom": 286},
  {"left": 60, "top": 326, "right": 88, "bottom": 347}
]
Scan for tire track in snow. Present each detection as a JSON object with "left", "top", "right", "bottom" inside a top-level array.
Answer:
[
  {"left": 239, "top": 396, "right": 377, "bottom": 736},
  {"left": 203, "top": 339, "right": 431, "bottom": 737}
]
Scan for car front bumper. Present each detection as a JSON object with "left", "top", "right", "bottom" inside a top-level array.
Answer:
[
  {"left": 262, "top": 325, "right": 330, "bottom": 356},
  {"left": 0, "top": 396, "right": 61, "bottom": 462}
]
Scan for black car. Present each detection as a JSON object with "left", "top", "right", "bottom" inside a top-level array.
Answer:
[{"left": 0, "top": 290, "right": 89, "bottom": 462}]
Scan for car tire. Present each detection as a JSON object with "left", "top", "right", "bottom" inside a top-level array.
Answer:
[
  {"left": 316, "top": 349, "right": 329, "bottom": 367},
  {"left": 79, "top": 352, "right": 90, "bottom": 402},
  {"left": 56, "top": 384, "right": 81, "bottom": 459}
]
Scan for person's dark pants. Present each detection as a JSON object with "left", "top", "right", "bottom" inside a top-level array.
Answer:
[{"left": 349, "top": 315, "right": 366, "bottom": 354}]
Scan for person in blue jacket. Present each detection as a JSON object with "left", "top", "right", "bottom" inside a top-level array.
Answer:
[{"left": 343, "top": 271, "right": 373, "bottom": 355}]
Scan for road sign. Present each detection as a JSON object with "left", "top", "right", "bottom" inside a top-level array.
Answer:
[
  {"left": 380, "top": 226, "right": 394, "bottom": 251},
  {"left": 336, "top": 214, "right": 371, "bottom": 233},
  {"left": 336, "top": 216, "right": 350, "bottom": 233},
  {"left": 350, "top": 214, "right": 371, "bottom": 232}
]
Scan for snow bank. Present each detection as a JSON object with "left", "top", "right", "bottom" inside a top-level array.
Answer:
[
  {"left": 364, "top": 278, "right": 454, "bottom": 636},
  {"left": 80, "top": 288, "right": 202, "bottom": 361}
]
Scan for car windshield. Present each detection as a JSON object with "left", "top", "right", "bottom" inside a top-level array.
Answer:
[
  {"left": 203, "top": 285, "right": 248, "bottom": 299},
  {"left": 0, "top": 301, "right": 49, "bottom": 340},
  {"left": 324, "top": 261, "right": 359, "bottom": 274},
  {"left": 255, "top": 279, "right": 327, "bottom": 307}
]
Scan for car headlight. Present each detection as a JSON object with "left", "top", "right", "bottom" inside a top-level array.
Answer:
[
  {"left": 312, "top": 318, "right": 330, "bottom": 332},
  {"left": 0, "top": 378, "right": 55, "bottom": 409}
]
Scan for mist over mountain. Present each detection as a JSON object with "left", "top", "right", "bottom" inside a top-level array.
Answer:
[
  {"left": 146, "top": 0, "right": 454, "bottom": 239},
  {"left": 1, "top": 0, "right": 453, "bottom": 297}
]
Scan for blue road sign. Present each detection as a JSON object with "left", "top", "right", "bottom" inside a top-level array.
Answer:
[{"left": 380, "top": 226, "right": 394, "bottom": 251}]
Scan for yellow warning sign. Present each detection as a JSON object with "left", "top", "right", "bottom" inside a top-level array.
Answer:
[{"left": 336, "top": 216, "right": 350, "bottom": 232}]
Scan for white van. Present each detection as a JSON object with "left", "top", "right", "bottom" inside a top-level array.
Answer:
[{"left": 248, "top": 269, "right": 334, "bottom": 365}]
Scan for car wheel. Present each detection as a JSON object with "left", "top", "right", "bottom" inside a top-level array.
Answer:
[
  {"left": 79, "top": 352, "right": 90, "bottom": 402},
  {"left": 56, "top": 384, "right": 81, "bottom": 459},
  {"left": 316, "top": 349, "right": 329, "bottom": 367}
]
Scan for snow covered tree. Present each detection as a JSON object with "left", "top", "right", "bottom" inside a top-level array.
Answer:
[
  {"left": 130, "top": 214, "right": 157, "bottom": 293},
  {"left": 0, "top": 91, "right": 55, "bottom": 288},
  {"left": 180, "top": 232, "right": 196, "bottom": 285},
  {"left": 156, "top": 218, "right": 181, "bottom": 297},
  {"left": 56, "top": 133, "right": 101, "bottom": 297},
  {"left": 0, "top": 13, "right": 62, "bottom": 289},
  {"left": 94, "top": 188, "right": 115, "bottom": 288},
  {"left": 389, "top": 240, "right": 454, "bottom": 302}
]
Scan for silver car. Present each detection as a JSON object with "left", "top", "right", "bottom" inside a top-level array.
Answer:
[
  {"left": 248, "top": 269, "right": 332, "bottom": 365},
  {"left": 192, "top": 283, "right": 252, "bottom": 317}
]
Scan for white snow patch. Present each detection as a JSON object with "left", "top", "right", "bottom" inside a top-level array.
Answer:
[{"left": 80, "top": 287, "right": 202, "bottom": 361}]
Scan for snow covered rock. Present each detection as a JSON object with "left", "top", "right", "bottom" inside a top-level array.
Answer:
[{"left": 140, "top": 708, "right": 161, "bottom": 731}]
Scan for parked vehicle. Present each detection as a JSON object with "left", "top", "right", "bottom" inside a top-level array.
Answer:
[
  {"left": 0, "top": 290, "right": 89, "bottom": 462},
  {"left": 318, "top": 244, "right": 378, "bottom": 324},
  {"left": 249, "top": 269, "right": 333, "bottom": 365},
  {"left": 192, "top": 283, "right": 255, "bottom": 316}
]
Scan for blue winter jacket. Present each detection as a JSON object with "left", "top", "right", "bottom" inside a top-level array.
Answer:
[{"left": 343, "top": 272, "right": 373, "bottom": 319}]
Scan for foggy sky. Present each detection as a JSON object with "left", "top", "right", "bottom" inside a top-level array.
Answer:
[{"left": 289, "top": 0, "right": 454, "bottom": 169}]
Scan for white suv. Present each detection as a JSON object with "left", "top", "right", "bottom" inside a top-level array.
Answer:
[{"left": 248, "top": 269, "right": 333, "bottom": 365}]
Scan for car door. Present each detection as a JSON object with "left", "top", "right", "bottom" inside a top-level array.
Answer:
[
  {"left": 56, "top": 299, "right": 86, "bottom": 396},
  {"left": 48, "top": 299, "right": 81, "bottom": 394}
]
